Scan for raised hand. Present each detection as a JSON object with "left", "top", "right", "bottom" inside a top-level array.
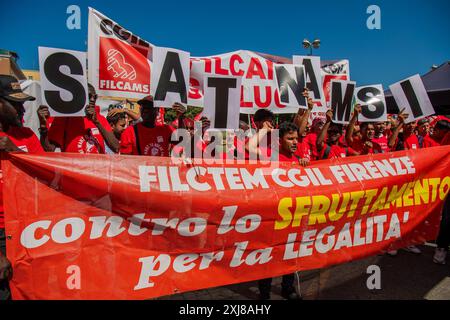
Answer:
[
  {"left": 397, "top": 107, "right": 409, "bottom": 124},
  {"left": 172, "top": 102, "right": 187, "bottom": 117},
  {"left": 262, "top": 120, "right": 274, "bottom": 131},
  {"left": 85, "top": 103, "right": 98, "bottom": 124},
  {"left": 326, "top": 109, "right": 334, "bottom": 123},
  {"left": 37, "top": 105, "right": 50, "bottom": 127}
]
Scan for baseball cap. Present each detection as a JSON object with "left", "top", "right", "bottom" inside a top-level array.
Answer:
[
  {"left": 137, "top": 95, "right": 154, "bottom": 107},
  {"left": 0, "top": 75, "right": 35, "bottom": 102}
]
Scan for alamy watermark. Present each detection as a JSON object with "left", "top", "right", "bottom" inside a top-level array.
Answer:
[
  {"left": 66, "top": 5, "right": 81, "bottom": 30},
  {"left": 366, "top": 5, "right": 381, "bottom": 30}
]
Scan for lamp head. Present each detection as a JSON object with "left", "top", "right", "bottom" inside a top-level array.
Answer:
[
  {"left": 312, "top": 39, "right": 321, "bottom": 49},
  {"left": 302, "top": 39, "right": 311, "bottom": 49}
]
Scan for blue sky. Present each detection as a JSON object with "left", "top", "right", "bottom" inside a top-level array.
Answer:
[{"left": 1, "top": 0, "right": 449, "bottom": 87}]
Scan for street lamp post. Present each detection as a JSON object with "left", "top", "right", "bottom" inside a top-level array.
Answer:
[{"left": 302, "top": 38, "right": 321, "bottom": 56}]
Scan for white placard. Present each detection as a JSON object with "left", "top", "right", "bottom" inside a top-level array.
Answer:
[
  {"left": 354, "top": 84, "right": 387, "bottom": 122},
  {"left": 389, "top": 74, "right": 434, "bottom": 123},
  {"left": 292, "top": 55, "right": 326, "bottom": 109},
  {"left": 274, "top": 64, "right": 307, "bottom": 109},
  {"left": 151, "top": 46, "right": 190, "bottom": 108},
  {"left": 330, "top": 80, "right": 356, "bottom": 124},
  {"left": 202, "top": 75, "right": 242, "bottom": 130},
  {"left": 39, "top": 47, "right": 88, "bottom": 117}
]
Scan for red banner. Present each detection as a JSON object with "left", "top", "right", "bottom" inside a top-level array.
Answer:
[{"left": 3, "top": 146, "right": 450, "bottom": 299}]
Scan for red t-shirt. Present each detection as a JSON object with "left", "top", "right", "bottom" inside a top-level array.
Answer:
[
  {"left": 403, "top": 134, "right": 419, "bottom": 150},
  {"left": 295, "top": 139, "right": 312, "bottom": 160},
  {"left": 120, "top": 123, "right": 174, "bottom": 156},
  {"left": 319, "top": 144, "right": 355, "bottom": 159},
  {"left": 441, "top": 132, "right": 450, "bottom": 146},
  {"left": 422, "top": 135, "right": 441, "bottom": 148},
  {"left": 303, "top": 133, "right": 319, "bottom": 160},
  {"left": 350, "top": 137, "right": 383, "bottom": 155},
  {"left": 1, "top": 127, "right": 44, "bottom": 228},
  {"left": 372, "top": 135, "right": 390, "bottom": 153},
  {"left": 48, "top": 111, "right": 111, "bottom": 154},
  {"left": 278, "top": 152, "right": 299, "bottom": 164}
]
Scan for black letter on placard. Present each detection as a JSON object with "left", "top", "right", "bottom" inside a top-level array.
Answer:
[
  {"left": 357, "top": 87, "right": 385, "bottom": 119},
  {"left": 331, "top": 82, "right": 355, "bottom": 122},
  {"left": 207, "top": 77, "right": 237, "bottom": 129},
  {"left": 400, "top": 80, "right": 423, "bottom": 118},
  {"left": 44, "top": 52, "right": 86, "bottom": 114},
  {"left": 154, "top": 51, "right": 187, "bottom": 104},
  {"left": 302, "top": 59, "right": 321, "bottom": 99},
  {"left": 275, "top": 65, "right": 306, "bottom": 106}
]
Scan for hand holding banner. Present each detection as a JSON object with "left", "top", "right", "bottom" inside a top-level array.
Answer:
[{"left": 4, "top": 148, "right": 450, "bottom": 299}]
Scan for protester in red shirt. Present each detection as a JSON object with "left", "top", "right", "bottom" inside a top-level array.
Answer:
[
  {"left": 345, "top": 104, "right": 383, "bottom": 154},
  {"left": 372, "top": 121, "right": 391, "bottom": 153},
  {"left": 423, "top": 120, "right": 450, "bottom": 148},
  {"left": 104, "top": 108, "right": 127, "bottom": 154},
  {"left": 317, "top": 109, "right": 358, "bottom": 159},
  {"left": 293, "top": 88, "right": 313, "bottom": 161},
  {"left": 417, "top": 118, "right": 430, "bottom": 148},
  {"left": 301, "top": 118, "right": 324, "bottom": 160},
  {"left": 0, "top": 75, "right": 44, "bottom": 300},
  {"left": 403, "top": 121, "right": 419, "bottom": 150},
  {"left": 257, "top": 120, "right": 304, "bottom": 300},
  {"left": 276, "top": 122, "right": 309, "bottom": 166},
  {"left": 391, "top": 119, "right": 419, "bottom": 151},
  {"left": 37, "top": 84, "right": 119, "bottom": 154},
  {"left": 245, "top": 109, "right": 275, "bottom": 161},
  {"left": 120, "top": 96, "right": 186, "bottom": 156}
]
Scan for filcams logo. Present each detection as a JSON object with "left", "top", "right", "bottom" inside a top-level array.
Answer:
[
  {"left": 99, "top": 38, "right": 150, "bottom": 93},
  {"left": 107, "top": 49, "right": 137, "bottom": 80}
]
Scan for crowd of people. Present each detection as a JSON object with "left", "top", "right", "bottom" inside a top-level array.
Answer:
[{"left": 0, "top": 74, "right": 449, "bottom": 300}]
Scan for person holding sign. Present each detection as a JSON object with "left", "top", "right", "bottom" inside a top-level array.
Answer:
[
  {"left": 38, "top": 84, "right": 120, "bottom": 154},
  {"left": 105, "top": 108, "right": 127, "bottom": 154},
  {"left": 293, "top": 88, "right": 314, "bottom": 161},
  {"left": 372, "top": 122, "right": 390, "bottom": 153},
  {"left": 385, "top": 108, "right": 415, "bottom": 151},
  {"left": 423, "top": 120, "right": 450, "bottom": 148},
  {"left": 345, "top": 104, "right": 383, "bottom": 155},
  {"left": 257, "top": 121, "right": 306, "bottom": 300},
  {"left": 0, "top": 76, "right": 44, "bottom": 300},
  {"left": 245, "top": 109, "right": 276, "bottom": 161},
  {"left": 417, "top": 118, "right": 430, "bottom": 148},
  {"left": 119, "top": 95, "right": 186, "bottom": 156},
  {"left": 316, "top": 109, "right": 358, "bottom": 159}
]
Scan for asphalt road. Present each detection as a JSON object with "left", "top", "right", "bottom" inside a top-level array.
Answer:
[{"left": 158, "top": 243, "right": 450, "bottom": 300}]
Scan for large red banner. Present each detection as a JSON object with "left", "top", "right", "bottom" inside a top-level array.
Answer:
[{"left": 3, "top": 147, "right": 450, "bottom": 299}]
